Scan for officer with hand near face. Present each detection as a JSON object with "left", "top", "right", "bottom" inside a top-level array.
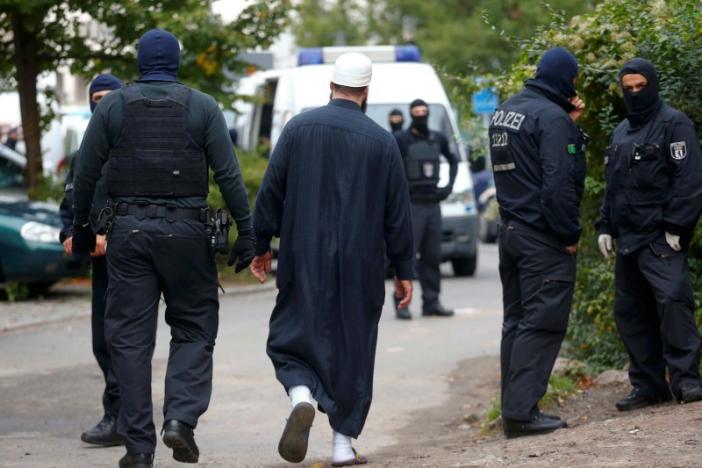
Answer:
[
  {"left": 597, "top": 58, "right": 702, "bottom": 412},
  {"left": 490, "top": 47, "right": 587, "bottom": 438}
]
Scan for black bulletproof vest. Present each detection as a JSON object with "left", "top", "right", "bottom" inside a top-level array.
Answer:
[
  {"left": 405, "top": 137, "right": 441, "bottom": 193},
  {"left": 107, "top": 84, "right": 208, "bottom": 198}
]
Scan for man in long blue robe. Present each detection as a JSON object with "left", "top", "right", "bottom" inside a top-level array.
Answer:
[{"left": 250, "top": 52, "right": 414, "bottom": 466}]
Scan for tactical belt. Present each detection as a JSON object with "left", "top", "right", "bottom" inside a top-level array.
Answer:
[{"left": 115, "top": 203, "right": 208, "bottom": 222}]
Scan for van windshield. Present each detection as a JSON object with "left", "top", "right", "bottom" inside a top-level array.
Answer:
[{"left": 366, "top": 103, "right": 461, "bottom": 160}]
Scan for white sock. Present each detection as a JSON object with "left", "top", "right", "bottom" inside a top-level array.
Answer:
[
  {"left": 288, "top": 385, "right": 312, "bottom": 408},
  {"left": 332, "top": 431, "right": 354, "bottom": 463}
]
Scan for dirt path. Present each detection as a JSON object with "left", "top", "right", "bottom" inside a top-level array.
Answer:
[{"left": 368, "top": 356, "right": 702, "bottom": 467}]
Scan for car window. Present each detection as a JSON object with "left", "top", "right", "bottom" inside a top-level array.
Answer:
[{"left": 0, "top": 157, "right": 24, "bottom": 189}]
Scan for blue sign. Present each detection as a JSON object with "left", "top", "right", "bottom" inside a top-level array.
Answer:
[{"left": 472, "top": 88, "right": 499, "bottom": 114}]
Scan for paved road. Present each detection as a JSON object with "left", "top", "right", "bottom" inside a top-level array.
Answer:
[{"left": 0, "top": 245, "right": 503, "bottom": 467}]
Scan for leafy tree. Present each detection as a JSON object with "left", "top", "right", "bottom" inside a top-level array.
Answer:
[
  {"left": 492, "top": 0, "right": 702, "bottom": 370},
  {"left": 0, "top": 0, "right": 291, "bottom": 197},
  {"left": 294, "top": 0, "right": 596, "bottom": 76}
]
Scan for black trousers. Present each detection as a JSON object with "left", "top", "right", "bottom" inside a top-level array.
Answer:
[
  {"left": 498, "top": 222, "right": 576, "bottom": 420},
  {"left": 410, "top": 202, "right": 442, "bottom": 309},
  {"left": 614, "top": 235, "right": 702, "bottom": 398},
  {"left": 91, "top": 256, "right": 120, "bottom": 418},
  {"left": 105, "top": 215, "right": 219, "bottom": 454}
]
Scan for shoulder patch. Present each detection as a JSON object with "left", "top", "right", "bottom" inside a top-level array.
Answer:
[
  {"left": 670, "top": 141, "right": 687, "bottom": 160},
  {"left": 567, "top": 144, "right": 577, "bottom": 155}
]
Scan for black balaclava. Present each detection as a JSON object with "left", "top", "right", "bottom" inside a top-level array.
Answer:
[
  {"left": 409, "top": 98, "right": 429, "bottom": 136},
  {"left": 137, "top": 29, "right": 180, "bottom": 82},
  {"left": 535, "top": 47, "right": 579, "bottom": 99},
  {"left": 619, "top": 58, "right": 662, "bottom": 127},
  {"left": 88, "top": 74, "right": 121, "bottom": 113},
  {"left": 388, "top": 108, "right": 404, "bottom": 132}
]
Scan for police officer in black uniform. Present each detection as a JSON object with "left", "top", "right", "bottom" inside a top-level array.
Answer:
[
  {"left": 597, "top": 58, "right": 702, "bottom": 411},
  {"left": 388, "top": 108, "right": 404, "bottom": 133},
  {"left": 394, "top": 99, "right": 458, "bottom": 320},
  {"left": 489, "top": 48, "right": 586, "bottom": 438},
  {"left": 59, "top": 74, "right": 124, "bottom": 447},
  {"left": 72, "top": 29, "right": 255, "bottom": 468}
]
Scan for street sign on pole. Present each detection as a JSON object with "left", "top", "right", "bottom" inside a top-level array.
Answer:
[{"left": 472, "top": 88, "right": 499, "bottom": 115}]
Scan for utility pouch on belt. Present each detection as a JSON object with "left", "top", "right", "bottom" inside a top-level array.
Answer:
[
  {"left": 208, "top": 208, "right": 231, "bottom": 255},
  {"left": 93, "top": 203, "right": 115, "bottom": 235}
]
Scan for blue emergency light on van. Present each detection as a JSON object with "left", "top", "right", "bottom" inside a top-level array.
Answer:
[
  {"left": 298, "top": 45, "right": 421, "bottom": 67},
  {"left": 395, "top": 45, "right": 421, "bottom": 63},
  {"left": 297, "top": 48, "right": 324, "bottom": 66}
]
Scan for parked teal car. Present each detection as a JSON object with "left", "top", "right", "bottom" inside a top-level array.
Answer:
[{"left": 0, "top": 144, "right": 87, "bottom": 293}]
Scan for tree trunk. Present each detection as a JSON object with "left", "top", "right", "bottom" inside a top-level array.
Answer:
[{"left": 11, "top": 9, "right": 43, "bottom": 197}]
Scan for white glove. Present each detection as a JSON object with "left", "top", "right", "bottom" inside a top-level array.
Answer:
[
  {"left": 598, "top": 234, "right": 613, "bottom": 259},
  {"left": 665, "top": 232, "right": 682, "bottom": 252}
]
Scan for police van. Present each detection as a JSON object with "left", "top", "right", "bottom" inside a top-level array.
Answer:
[{"left": 235, "top": 45, "right": 478, "bottom": 276}]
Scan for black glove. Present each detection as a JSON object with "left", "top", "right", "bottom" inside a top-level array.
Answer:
[
  {"left": 437, "top": 186, "right": 453, "bottom": 201},
  {"left": 72, "top": 224, "right": 96, "bottom": 260},
  {"left": 227, "top": 229, "right": 255, "bottom": 273}
]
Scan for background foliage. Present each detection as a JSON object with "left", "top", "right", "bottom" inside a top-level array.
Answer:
[
  {"left": 491, "top": 0, "right": 702, "bottom": 370},
  {"left": 294, "top": 0, "right": 596, "bottom": 76},
  {"left": 0, "top": 0, "right": 291, "bottom": 195}
]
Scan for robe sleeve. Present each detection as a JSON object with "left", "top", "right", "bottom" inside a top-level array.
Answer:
[
  {"left": 253, "top": 126, "right": 291, "bottom": 255},
  {"left": 384, "top": 141, "right": 414, "bottom": 279}
]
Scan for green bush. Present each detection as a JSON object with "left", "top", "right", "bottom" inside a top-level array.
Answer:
[
  {"left": 207, "top": 148, "right": 268, "bottom": 210},
  {"left": 29, "top": 173, "right": 65, "bottom": 204},
  {"left": 477, "top": 0, "right": 702, "bottom": 369}
]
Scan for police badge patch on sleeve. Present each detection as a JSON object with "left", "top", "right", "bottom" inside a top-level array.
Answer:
[{"left": 670, "top": 141, "right": 687, "bottom": 160}]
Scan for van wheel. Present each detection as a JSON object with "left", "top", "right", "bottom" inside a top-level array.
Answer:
[{"left": 452, "top": 254, "right": 477, "bottom": 277}]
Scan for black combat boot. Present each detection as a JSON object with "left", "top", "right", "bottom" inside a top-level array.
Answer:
[
  {"left": 162, "top": 419, "right": 199, "bottom": 463},
  {"left": 81, "top": 415, "right": 125, "bottom": 446},
  {"left": 118, "top": 452, "right": 153, "bottom": 468},
  {"left": 422, "top": 302, "right": 454, "bottom": 317},
  {"left": 680, "top": 383, "right": 702, "bottom": 404},
  {"left": 503, "top": 413, "right": 567, "bottom": 438},
  {"left": 615, "top": 387, "right": 670, "bottom": 411}
]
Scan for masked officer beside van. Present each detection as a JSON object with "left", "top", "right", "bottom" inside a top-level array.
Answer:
[
  {"left": 388, "top": 108, "right": 404, "bottom": 133},
  {"left": 394, "top": 99, "right": 458, "bottom": 320},
  {"left": 72, "top": 29, "right": 254, "bottom": 468},
  {"left": 490, "top": 48, "right": 586, "bottom": 438},
  {"left": 60, "top": 73, "right": 123, "bottom": 448},
  {"left": 597, "top": 58, "right": 702, "bottom": 412}
]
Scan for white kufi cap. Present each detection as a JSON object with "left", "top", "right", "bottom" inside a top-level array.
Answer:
[{"left": 332, "top": 52, "right": 372, "bottom": 87}]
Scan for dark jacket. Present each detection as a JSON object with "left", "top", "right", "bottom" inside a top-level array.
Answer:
[
  {"left": 489, "top": 80, "right": 587, "bottom": 246},
  {"left": 597, "top": 104, "right": 702, "bottom": 254},
  {"left": 394, "top": 128, "right": 459, "bottom": 203},
  {"left": 72, "top": 81, "right": 251, "bottom": 231},
  {"left": 254, "top": 98, "right": 414, "bottom": 438}
]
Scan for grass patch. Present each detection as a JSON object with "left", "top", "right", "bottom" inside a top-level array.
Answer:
[{"left": 5, "top": 282, "right": 30, "bottom": 302}]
